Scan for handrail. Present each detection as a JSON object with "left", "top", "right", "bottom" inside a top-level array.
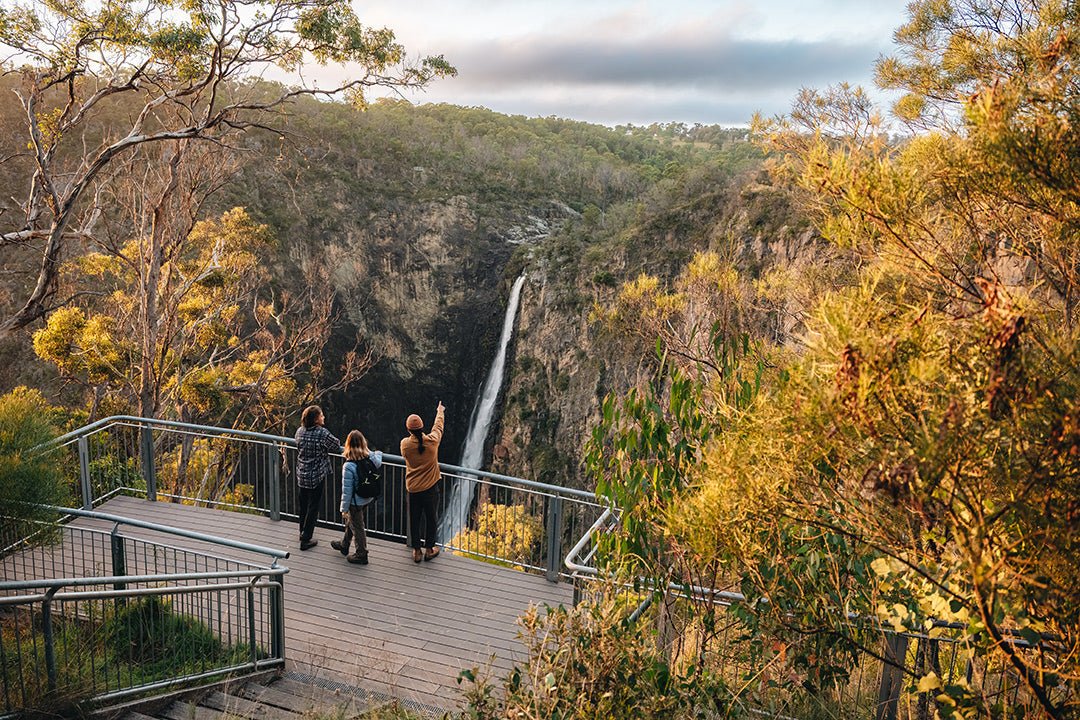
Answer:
[
  {"left": 51, "top": 415, "right": 597, "bottom": 501},
  {"left": 42, "top": 505, "right": 290, "bottom": 562},
  {"left": 0, "top": 567, "right": 287, "bottom": 594},
  {"left": 0, "top": 579, "right": 282, "bottom": 605},
  {"left": 564, "top": 507, "right": 615, "bottom": 575},
  {"left": 567, "top": 516, "right": 1063, "bottom": 641}
]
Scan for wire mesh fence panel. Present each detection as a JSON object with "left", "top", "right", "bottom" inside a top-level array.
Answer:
[
  {"left": 2, "top": 499, "right": 287, "bottom": 717},
  {"left": 0, "top": 578, "right": 283, "bottom": 715}
]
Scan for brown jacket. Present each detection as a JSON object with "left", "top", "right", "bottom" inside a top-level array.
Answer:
[{"left": 400, "top": 407, "right": 445, "bottom": 493}]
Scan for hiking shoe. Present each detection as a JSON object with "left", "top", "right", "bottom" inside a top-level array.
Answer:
[
  {"left": 300, "top": 539, "right": 318, "bottom": 551},
  {"left": 331, "top": 539, "right": 348, "bottom": 555},
  {"left": 347, "top": 554, "right": 369, "bottom": 565},
  {"left": 424, "top": 547, "right": 440, "bottom": 562},
  {"left": 412, "top": 548, "right": 423, "bottom": 563}
]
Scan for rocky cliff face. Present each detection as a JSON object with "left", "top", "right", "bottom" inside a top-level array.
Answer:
[
  {"left": 488, "top": 177, "right": 825, "bottom": 490},
  {"left": 312, "top": 196, "right": 578, "bottom": 459}
]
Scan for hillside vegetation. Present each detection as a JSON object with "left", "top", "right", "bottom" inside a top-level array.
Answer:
[
  {"left": 0, "top": 77, "right": 770, "bottom": 457},
  {"left": 3, "top": 0, "right": 1076, "bottom": 717}
]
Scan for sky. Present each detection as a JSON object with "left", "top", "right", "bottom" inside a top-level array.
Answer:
[{"left": 346, "top": 0, "right": 913, "bottom": 127}]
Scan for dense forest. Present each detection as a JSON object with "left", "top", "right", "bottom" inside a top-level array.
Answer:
[
  {"left": 0, "top": 77, "right": 776, "bottom": 473},
  {"left": 2, "top": 0, "right": 1078, "bottom": 717}
]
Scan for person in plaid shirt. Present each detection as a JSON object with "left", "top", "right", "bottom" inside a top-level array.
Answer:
[{"left": 294, "top": 405, "right": 340, "bottom": 550}]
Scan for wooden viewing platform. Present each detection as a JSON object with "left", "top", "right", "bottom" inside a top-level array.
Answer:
[{"left": 13, "top": 496, "right": 575, "bottom": 714}]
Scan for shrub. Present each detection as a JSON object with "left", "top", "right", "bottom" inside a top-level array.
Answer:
[
  {"left": 449, "top": 503, "right": 542, "bottom": 569},
  {"left": 459, "top": 599, "right": 731, "bottom": 719},
  {"left": 0, "top": 387, "right": 70, "bottom": 525}
]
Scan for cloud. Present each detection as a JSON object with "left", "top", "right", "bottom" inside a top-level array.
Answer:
[
  {"left": 439, "top": 31, "right": 883, "bottom": 94},
  {"left": 356, "top": 0, "right": 904, "bottom": 125},
  {"left": 416, "top": 85, "right": 797, "bottom": 127}
]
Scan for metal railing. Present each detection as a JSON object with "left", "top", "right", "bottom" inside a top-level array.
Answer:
[
  {"left": 48, "top": 415, "right": 606, "bottom": 581},
  {"left": 563, "top": 511, "right": 1066, "bottom": 720},
  {"left": 0, "top": 507, "right": 287, "bottom": 717}
]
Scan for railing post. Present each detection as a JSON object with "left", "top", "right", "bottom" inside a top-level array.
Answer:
[
  {"left": 78, "top": 435, "right": 92, "bottom": 510},
  {"left": 269, "top": 443, "right": 281, "bottom": 522},
  {"left": 110, "top": 523, "right": 127, "bottom": 596},
  {"left": 545, "top": 495, "right": 564, "bottom": 582},
  {"left": 247, "top": 584, "right": 258, "bottom": 665},
  {"left": 270, "top": 574, "right": 285, "bottom": 661},
  {"left": 875, "top": 633, "right": 910, "bottom": 720},
  {"left": 140, "top": 423, "right": 156, "bottom": 501},
  {"left": 41, "top": 589, "right": 59, "bottom": 693}
]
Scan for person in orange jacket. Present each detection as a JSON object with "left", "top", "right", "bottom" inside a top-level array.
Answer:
[{"left": 400, "top": 401, "right": 445, "bottom": 563}]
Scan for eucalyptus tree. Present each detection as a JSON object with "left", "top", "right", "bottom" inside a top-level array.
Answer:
[
  {"left": 30, "top": 142, "right": 370, "bottom": 429},
  {"left": 581, "top": 1, "right": 1080, "bottom": 717},
  {"left": 0, "top": 0, "right": 454, "bottom": 338}
]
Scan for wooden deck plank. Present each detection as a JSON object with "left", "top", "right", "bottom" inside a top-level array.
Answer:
[
  {"left": 266, "top": 676, "right": 371, "bottom": 714},
  {"left": 89, "top": 498, "right": 568, "bottom": 604},
  {"left": 234, "top": 681, "right": 339, "bottom": 715},
  {"left": 4, "top": 496, "right": 573, "bottom": 712},
  {"left": 200, "top": 690, "right": 303, "bottom": 720},
  {"left": 160, "top": 700, "right": 237, "bottom": 720}
]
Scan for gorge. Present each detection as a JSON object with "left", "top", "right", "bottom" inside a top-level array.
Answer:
[{"left": 0, "top": 90, "right": 810, "bottom": 491}]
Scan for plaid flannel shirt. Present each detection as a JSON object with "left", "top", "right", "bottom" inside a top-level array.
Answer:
[{"left": 294, "top": 425, "right": 340, "bottom": 489}]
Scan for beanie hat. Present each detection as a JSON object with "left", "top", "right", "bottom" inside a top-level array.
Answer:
[{"left": 406, "top": 414, "right": 423, "bottom": 431}]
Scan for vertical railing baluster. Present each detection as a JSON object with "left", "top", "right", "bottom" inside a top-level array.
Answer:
[
  {"left": 269, "top": 443, "right": 281, "bottom": 521},
  {"left": 545, "top": 494, "right": 564, "bottom": 582},
  {"left": 41, "top": 589, "right": 59, "bottom": 693},
  {"left": 876, "top": 633, "right": 910, "bottom": 720},
  {"left": 140, "top": 423, "right": 156, "bottom": 501},
  {"left": 110, "top": 524, "right": 127, "bottom": 614},
  {"left": 270, "top": 573, "right": 285, "bottom": 662},
  {"left": 247, "top": 583, "right": 258, "bottom": 665},
  {"left": 78, "top": 436, "right": 92, "bottom": 509}
]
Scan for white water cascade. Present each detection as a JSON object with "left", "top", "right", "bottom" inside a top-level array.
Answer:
[{"left": 440, "top": 274, "right": 527, "bottom": 542}]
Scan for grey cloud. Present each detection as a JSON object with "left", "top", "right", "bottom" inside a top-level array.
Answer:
[
  {"left": 417, "top": 88, "right": 794, "bottom": 127},
  {"left": 441, "top": 33, "right": 883, "bottom": 93}
]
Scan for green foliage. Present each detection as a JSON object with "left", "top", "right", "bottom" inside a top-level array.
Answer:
[
  {"left": 565, "top": 4, "right": 1080, "bottom": 716},
  {"left": 459, "top": 600, "right": 731, "bottom": 720},
  {"left": 86, "top": 443, "right": 143, "bottom": 500},
  {"left": 0, "top": 387, "right": 71, "bottom": 522},
  {"left": 107, "top": 596, "right": 254, "bottom": 673},
  {"left": 669, "top": 1, "right": 1080, "bottom": 715},
  {"left": 449, "top": 503, "right": 542, "bottom": 570}
]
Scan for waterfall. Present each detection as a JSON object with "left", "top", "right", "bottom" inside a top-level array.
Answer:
[{"left": 440, "top": 274, "right": 527, "bottom": 542}]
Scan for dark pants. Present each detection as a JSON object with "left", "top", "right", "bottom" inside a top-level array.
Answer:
[
  {"left": 298, "top": 483, "right": 323, "bottom": 542},
  {"left": 340, "top": 505, "right": 369, "bottom": 558},
  {"left": 408, "top": 486, "right": 439, "bottom": 550}
]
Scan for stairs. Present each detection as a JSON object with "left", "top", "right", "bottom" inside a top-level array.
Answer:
[{"left": 106, "top": 672, "right": 448, "bottom": 720}]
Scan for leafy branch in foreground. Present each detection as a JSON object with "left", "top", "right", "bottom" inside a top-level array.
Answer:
[{"left": 0, "top": 0, "right": 455, "bottom": 337}]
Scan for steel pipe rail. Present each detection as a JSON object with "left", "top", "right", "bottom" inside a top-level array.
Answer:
[
  {"left": 1, "top": 513, "right": 289, "bottom": 717},
  {"left": 38, "top": 505, "right": 290, "bottom": 562},
  {"left": 47, "top": 415, "right": 597, "bottom": 500},
  {"left": 0, "top": 578, "right": 281, "bottom": 605},
  {"left": 45, "top": 414, "right": 605, "bottom": 580},
  {"left": 564, "top": 506, "right": 747, "bottom": 606},
  {"left": 0, "top": 567, "right": 287, "bottom": 594}
]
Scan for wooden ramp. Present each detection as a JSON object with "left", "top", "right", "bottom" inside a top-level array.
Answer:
[{"left": 32, "top": 496, "right": 575, "bottom": 714}]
